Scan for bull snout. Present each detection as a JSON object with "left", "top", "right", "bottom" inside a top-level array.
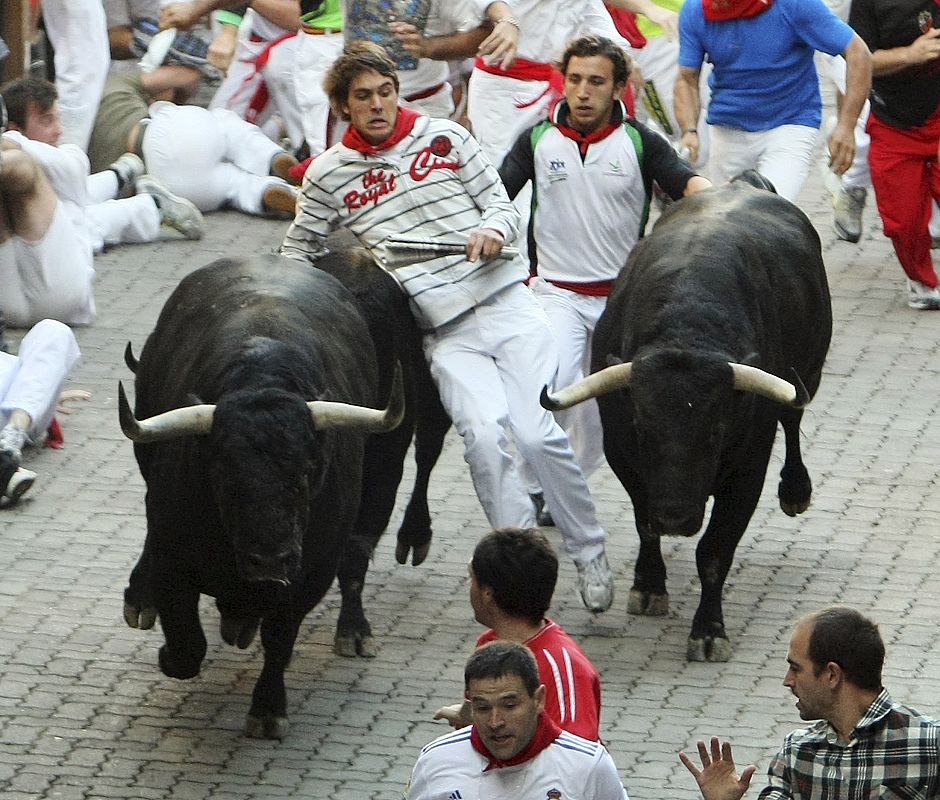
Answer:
[
  {"left": 648, "top": 503, "right": 705, "bottom": 537},
  {"left": 239, "top": 549, "right": 301, "bottom": 585}
]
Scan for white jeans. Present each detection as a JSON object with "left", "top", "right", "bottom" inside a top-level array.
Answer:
[
  {"left": 84, "top": 171, "right": 161, "bottom": 251},
  {"left": 0, "top": 319, "right": 81, "bottom": 440},
  {"left": 293, "top": 30, "right": 346, "bottom": 157},
  {"left": 143, "top": 103, "right": 288, "bottom": 214},
  {"left": 707, "top": 124, "right": 818, "bottom": 202},
  {"left": 42, "top": 0, "right": 110, "bottom": 151},
  {"left": 422, "top": 283, "right": 606, "bottom": 559}
]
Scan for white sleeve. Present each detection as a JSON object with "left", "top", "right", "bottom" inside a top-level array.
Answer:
[
  {"left": 2, "top": 131, "right": 90, "bottom": 206},
  {"left": 588, "top": 748, "right": 631, "bottom": 800},
  {"left": 580, "top": 0, "right": 634, "bottom": 52}
]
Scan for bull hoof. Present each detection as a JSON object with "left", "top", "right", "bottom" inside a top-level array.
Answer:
[
  {"left": 220, "top": 615, "right": 260, "bottom": 649},
  {"left": 245, "top": 713, "right": 289, "bottom": 740},
  {"left": 779, "top": 497, "right": 810, "bottom": 517},
  {"left": 158, "top": 646, "right": 201, "bottom": 679},
  {"left": 123, "top": 602, "right": 157, "bottom": 630},
  {"left": 626, "top": 589, "right": 669, "bottom": 616},
  {"left": 333, "top": 630, "right": 377, "bottom": 658},
  {"left": 687, "top": 635, "right": 732, "bottom": 662},
  {"left": 395, "top": 540, "right": 431, "bottom": 567}
]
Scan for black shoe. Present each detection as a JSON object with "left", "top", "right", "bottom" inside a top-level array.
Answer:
[
  {"left": 0, "top": 446, "right": 19, "bottom": 500},
  {"left": 530, "top": 492, "right": 556, "bottom": 527}
]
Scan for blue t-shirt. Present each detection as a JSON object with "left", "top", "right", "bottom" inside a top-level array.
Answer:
[{"left": 678, "top": 0, "right": 853, "bottom": 130}]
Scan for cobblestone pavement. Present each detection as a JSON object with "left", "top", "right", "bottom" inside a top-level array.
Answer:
[{"left": 2, "top": 128, "right": 939, "bottom": 800}]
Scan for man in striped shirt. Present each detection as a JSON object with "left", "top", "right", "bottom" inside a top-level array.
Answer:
[{"left": 679, "top": 606, "right": 940, "bottom": 800}]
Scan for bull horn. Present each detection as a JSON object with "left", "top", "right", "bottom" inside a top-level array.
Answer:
[
  {"left": 541, "top": 362, "right": 633, "bottom": 411},
  {"left": 730, "top": 363, "right": 808, "bottom": 407},
  {"left": 307, "top": 362, "right": 406, "bottom": 433},
  {"left": 118, "top": 381, "right": 216, "bottom": 443},
  {"left": 124, "top": 342, "right": 139, "bottom": 374}
]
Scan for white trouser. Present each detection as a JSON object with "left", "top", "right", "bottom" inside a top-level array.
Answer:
[
  {"left": 0, "top": 319, "right": 81, "bottom": 440},
  {"left": 707, "top": 124, "right": 818, "bottom": 203},
  {"left": 467, "top": 69, "right": 556, "bottom": 166},
  {"left": 42, "top": 0, "right": 110, "bottom": 151},
  {"left": 422, "top": 283, "right": 606, "bottom": 560},
  {"left": 294, "top": 30, "right": 346, "bottom": 157},
  {"left": 210, "top": 32, "right": 304, "bottom": 151},
  {"left": 402, "top": 81, "right": 456, "bottom": 120},
  {"left": 84, "top": 195, "right": 161, "bottom": 252},
  {"left": 633, "top": 36, "right": 712, "bottom": 168},
  {"left": 529, "top": 279, "right": 606, "bottom": 477},
  {"left": 143, "top": 103, "right": 288, "bottom": 214},
  {"left": 0, "top": 203, "right": 96, "bottom": 328}
]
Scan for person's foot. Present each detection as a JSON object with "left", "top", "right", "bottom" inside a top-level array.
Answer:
[
  {"left": 109, "top": 152, "right": 146, "bottom": 192},
  {"left": 270, "top": 152, "right": 301, "bottom": 185},
  {"left": 575, "top": 550, "right": 613, "bottom": 613},
  {"left": 262, "top": 184, "right": 299, "bottom": 219},
  {"left": 0, "top": 424, "right": 28, "bottom": 504},
  {"left": 137, "top": 175, "right": 205, "bottom": 240},
  {"left": 832, "top": 186, "right": 866, "bottom": 244},
  {"left": 0, "top": 467, "right": 36, "bottom": 508},
  {"left": 906, "top": 279, "right": 940, "bottom": 310},
  {"left": 529, "top": 492, "right": 555, "bottom": 527}
]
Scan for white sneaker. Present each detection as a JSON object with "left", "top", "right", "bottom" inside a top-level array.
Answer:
[
  {"left": 833, "top": 186, "right": 866, "bottom": 244},
  {"left": 137, "top": 175, "right": 205, "bottom": 240},
  {"left": 575, "top": 551, "right": 613, "bottom": 613},
  {"left": 109, "top": 153, "right": 145, "bottom": 191},
  {"left": 907, "top": 280, "right": 940, "bottom": 310},
  {"left": 0, "top": 467, "right": 36, "bottom": 508}
]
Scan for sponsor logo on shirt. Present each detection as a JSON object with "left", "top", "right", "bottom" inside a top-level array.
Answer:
[
  {"left": 547, "top": 158, "right": 567, "bottom": 182},
  {"left": 410, "top": 135, "right": 459, "bottom": 181},
  {"left": 546, "top": 789, "right": 563, "bottom": 799},
  {"left": 344, "top": 167, "right": 396, "bottom": 210},
  {"left": 447, "top": 790, "right": 463, "bottom": 800}
]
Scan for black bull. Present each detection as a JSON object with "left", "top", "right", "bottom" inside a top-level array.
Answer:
[
  {"left": 120, "top": 254, "right": 449, "bottom": 738},
  {"left": 543, "top": 183, "right": 832, "bottom": 661}
]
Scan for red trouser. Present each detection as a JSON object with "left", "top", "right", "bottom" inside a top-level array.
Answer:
[{"left": 867, "top": 104, "right": 940, "bottom": 288}]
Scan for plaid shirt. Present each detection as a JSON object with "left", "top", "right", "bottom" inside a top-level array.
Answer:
[{"left": 760, "top": 690, "right": 939, "bottom": 799}]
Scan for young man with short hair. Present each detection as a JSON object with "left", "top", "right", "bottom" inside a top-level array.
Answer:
[
  {"left": 680, "top": 606, "right": 940, "bottom": 799},
  {"left": 406, "top": 641, "right": 629, "bottom": 799},
  {"left": 435, "top": 528, "right": 602, "bottom": 740},
  {"left": 281, "top": 42, "right": 614, "bottom": 613}
]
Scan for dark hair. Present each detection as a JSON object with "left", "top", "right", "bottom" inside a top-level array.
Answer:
[
  {"left": 324, "top": 41, "right": 399, "bottom": 121},
  {"left": 471, "top": 528, "right": 558, "bottom": 625},
  {"left": 805, "top": 606, "right": 884, "bottom": 691},
  {"left": 0, "top": 76, "right": 57, "bottom": 129},
  {"left": 465, "top": 641, "right": 540, "bottom": 696},
  {"left": 560, "top": 34, "right": 632, "bottom": 87}
]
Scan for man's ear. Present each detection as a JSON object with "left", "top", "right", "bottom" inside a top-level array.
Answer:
[
  {"left": 534, "top": 683, "right": 546, "bottom": 712},
  {"left": 824, "top": 661, "right": 844, "bottom": 688}
]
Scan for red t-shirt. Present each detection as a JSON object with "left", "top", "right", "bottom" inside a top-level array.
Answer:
[{"left": 477, "top": 619, "right": 602, "bottom": 741}]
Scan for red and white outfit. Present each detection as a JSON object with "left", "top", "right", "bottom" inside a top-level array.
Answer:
[
  {"left": 281, "top": 108, "right": 607, "bottom": 561},
  {"left": 463, "top": 0, "right": 631, "bottom": 165},
  {"left": 478, "top": 619, "right": 601, "bottom": 741},
  {"left": 0, "top": 320, "right": 80, "bottom": 444},
  {"left": 0, "top": 132, "right": 96, "bottom": 328},
  {"left": 405, "top": 712, "right": 629, "bottom": 800}
]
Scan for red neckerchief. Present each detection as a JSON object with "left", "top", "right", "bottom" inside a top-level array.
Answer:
[
  {"left": 470, "top": 712, "right": 562, "bottom": 771},
  {"left": 702, "top": 0, "right": 772, "bottom": 21},
  {"left": 551, "top": 99, "right": 624, "bottom": 155},
  {"left": 341, "top": 106, "right": 421, "bottom": 155}
]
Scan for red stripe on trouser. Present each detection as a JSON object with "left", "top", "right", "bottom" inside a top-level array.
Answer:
[{"left": 866, "top": 106, "right": 940, "bottom": 288}]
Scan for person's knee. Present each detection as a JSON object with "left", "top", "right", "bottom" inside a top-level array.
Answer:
[{"left": 0, "top": 149, "right": 43, "bottom": 195}]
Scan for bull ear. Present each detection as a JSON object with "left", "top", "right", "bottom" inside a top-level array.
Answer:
[
  {"left": 118, "top": 381, "right": 216, "bottom": 443},
  {"left": 729, "top": 363, "right": 808, "bottom": 407},
  {"left": 541, "top": 362, "right": 634, "bottom": 411},
  {"left": 124, "top": 342, "right": 139, "bottom": 374},
  {"left": 307, "top": 361, "right": 405, "bottom": 433}
]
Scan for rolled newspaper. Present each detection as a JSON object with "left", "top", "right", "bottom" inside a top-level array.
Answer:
[{"left": 380, "top": 236, "right": 520, "bottom": 268}]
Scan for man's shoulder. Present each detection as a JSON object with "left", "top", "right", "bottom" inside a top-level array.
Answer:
[
  {"left": 418, "top": 725, "right": 475, "bottom": 759},
  {"left": 548, "top": 730, "right": 608, "bottom": 762}
]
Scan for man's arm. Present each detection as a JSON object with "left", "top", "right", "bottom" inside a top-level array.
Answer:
[
  {"left": 279, "top": 171, "right": 335, "bottom": 263},
  {"left": 679, "top": 738, "right": 758, "bottom": 800},
  {"left": 869, "top": 28, "right": 940, "bottom": 76},
  {"left": 474, "top": 2, "right": 520, "bottom": 70},
  {"left": 108, "top": 26, "right": 137, "bottom": 60},
  {"left": 674, "top": 65, "right": 702, "bottom": 164},
  {"left": 161, "top": 0, "right": 299, "bottom": 32},
  {"left": 607, "top": 0, "right": 678, "bottom": 40},
  {"left": 827, "top": 34, "right": 871, "bottom": 175},
  {"left": 389, "top": 21, "right": 492, "bottom": 61},
  {"left": 497, "top": 128, "right": 536, "bottom": 201}
]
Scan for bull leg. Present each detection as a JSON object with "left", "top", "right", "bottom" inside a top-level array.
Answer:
[
  {"left": 629, "top": 521, "right": 670, "bottom": 616},
  {"left": 156, "top": 586, "right": 207, "bottom": 679},
  {"left": 335, "top": 534, "right": 377, "bottom": 658},
  {"left": 245, "top": 607, "right": 305, "bottom": 740},
  {"left": 689, "top": 425, "right": 776, "bottom": 662},
  {"left": 396, "top": 386, "right": 450, "bottom": 567},
  {"left": 123, "top": 534, "right": 158, "bottom": 630},
  {"left": 778, "top": 408, "right": 812, "bottom": 516}
]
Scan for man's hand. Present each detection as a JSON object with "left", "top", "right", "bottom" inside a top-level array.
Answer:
[
  {"left": 160, "top": 2, "right": 206, "bottom": 31},
  {"left": 679, "top": 737, "right": 757, "bottom": 800},
  {"left": 389, "top": 21, "right": 429, "bottom": 59},
  {"left": 433, "top": 702, "right": 471, "bottom": 728},
  {"left": 908, "top": 27, "right": 940, "bottom": 64},
  {"left": 208, "top": 22, "right": 239, "bottom": 73},
  {"left": 645, "top": 6, "right": 679, "bottom": 39},
  {"left": 477, "top": 20, "right": 519, "bottom": 71},
  {"left": 466, "top": 228, "right": 505, "bottom": 263},
  {"left": 56, "top": 389, "right": 91, "bottom": 415},
  {"left": 827, "top": 122, "right": 856, "bottom": 175}
]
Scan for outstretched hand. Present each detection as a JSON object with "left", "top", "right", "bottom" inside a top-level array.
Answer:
[{"left": 679, "top": 737, "right": 757, "bottom": 800}]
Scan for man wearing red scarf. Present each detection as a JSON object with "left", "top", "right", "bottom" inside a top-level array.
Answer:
[
  {"left": 281, "top": 42, "right": 615, "bottom": 614},
  {"left": 674, "top": 0, "right": 871, "bottom": 201},
  {"left": 499, "top": 34, "right": 709, "bottom": 483},
  {"left": 405, "top": 641, "right": 629, "bottom": 799}
]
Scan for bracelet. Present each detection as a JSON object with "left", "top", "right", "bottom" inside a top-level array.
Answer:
[
  {"left": 497, "top": 17, "right": 520, "bottom": 29},
  {"left": 682, "top": 128, "right": 698, "bottom": 135},
  {"left": 214, "top": 9, "right": 243, "bottom": 26}
]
